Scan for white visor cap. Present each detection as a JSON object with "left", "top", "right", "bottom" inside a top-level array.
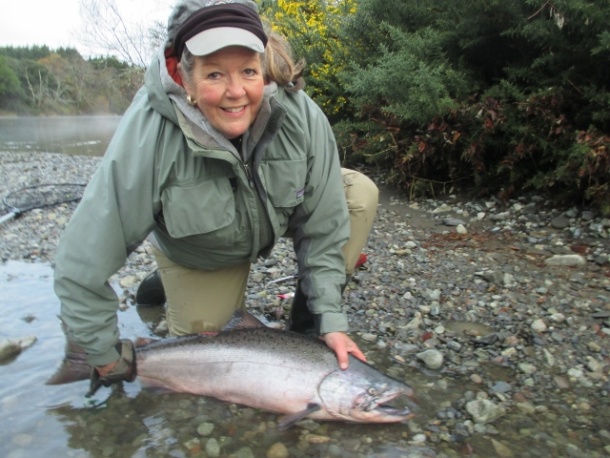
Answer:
[{"left": 185, "top": 27, "right": 265, "bottom": 56}]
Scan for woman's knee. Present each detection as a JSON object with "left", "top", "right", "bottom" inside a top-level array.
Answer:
[{"left": 341, "top": 168, "right": 379, "bottom": 213}]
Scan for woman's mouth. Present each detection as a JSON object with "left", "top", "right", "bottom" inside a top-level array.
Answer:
[{"left": 223, "top": 106, "right": 246, "bottom": 113}]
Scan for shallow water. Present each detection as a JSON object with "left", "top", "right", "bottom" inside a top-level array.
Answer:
[
  {"left": 0, "top": 261, "right": 151, "bottom": 457},
  {"left": 0, "top": 261, "right": 440, "bottom": 458}
]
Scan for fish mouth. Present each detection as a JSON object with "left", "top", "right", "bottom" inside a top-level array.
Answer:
[
  {"left": 351, "top": 389, "right": 418, "bottom": 423},
  {"left": 372, "top": 401, "right": 416, "bottom": 421}
]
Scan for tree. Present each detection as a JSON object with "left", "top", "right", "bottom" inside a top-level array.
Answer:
[
  {"left": 0, "top": 55, "right": 23, "bottom": 108},
  {"left": 0, "top": 46, "right": 142, "bottom": 115}
]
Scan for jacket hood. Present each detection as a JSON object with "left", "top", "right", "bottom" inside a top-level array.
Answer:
[{"left": 143, "top": 47, "right": 181, "bottom": 124}]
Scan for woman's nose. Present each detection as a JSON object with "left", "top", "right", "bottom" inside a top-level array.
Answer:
[{"left": 226, "top": 77, "right": 246, "bottom": 98}]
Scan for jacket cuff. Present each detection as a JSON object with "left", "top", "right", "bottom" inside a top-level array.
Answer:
[
  {"left": 317, "top": 312, "right": 349, "bottom": 335},
  {"left": 87, "top": 346, "right": 121, "bottom": 367}
]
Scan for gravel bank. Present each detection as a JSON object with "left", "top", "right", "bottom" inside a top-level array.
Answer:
[{"left": 1, "top": 150, "right": 610, "bottom": 457}]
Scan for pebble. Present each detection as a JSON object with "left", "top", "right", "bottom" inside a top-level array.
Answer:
[
  {"left": 470, "top": 374, "right": 483, "bottom": 384},
  {"left": 491, "top": 439, "right": 514, "bottom": 457},
  {"left": 544, "top": 254, "right": 586, "bottom": 266},
  {"left": 205, "top": 438, "right": 221, "bottom": 457},
  {"left": 305, "top": 434, "right": 330, "bottom": 444},
  {"left": 416, "top": 349, "right": 444, "bottom": 369},
  {"left": 197, "top": 422, "right": 215, "bottom": 436},
  {"left": 518, "top": 363, "right": 538, "bottom": 375},
  {"left": 266, "top": 442, "right": 289, "bottom": 458},
  {"left": 0, "top": 336, "right": 37, "bottom": 360},
  {"left": 531, "top": 319, "right": 547, "bottom": 333},
  {"left": 466, "top": 399, "right": 507, "bottom": 424}
]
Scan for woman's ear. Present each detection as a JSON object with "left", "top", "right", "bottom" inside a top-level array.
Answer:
[{"left": 177, "top": 62, "right": 192, "bottom": 93}]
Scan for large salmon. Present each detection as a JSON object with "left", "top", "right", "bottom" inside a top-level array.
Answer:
[{"left": 48, "top": 314, "right": 416, "bottom": 429}]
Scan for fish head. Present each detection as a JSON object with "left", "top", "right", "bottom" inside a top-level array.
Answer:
[{"left": 317, "top": 359, "right": 417, "bottom": 423}]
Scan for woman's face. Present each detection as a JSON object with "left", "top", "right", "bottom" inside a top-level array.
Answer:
[{"left": 181, "top": 46, "right": 265, "bottom": 139}]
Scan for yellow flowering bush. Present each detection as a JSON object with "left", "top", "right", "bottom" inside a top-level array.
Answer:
[{"left": 261, "top": 0, "right": 357, "bottom": 120}]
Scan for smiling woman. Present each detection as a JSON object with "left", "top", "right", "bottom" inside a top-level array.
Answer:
[{"left": 53, "top": 0, "right": 380, "bottom": 395}]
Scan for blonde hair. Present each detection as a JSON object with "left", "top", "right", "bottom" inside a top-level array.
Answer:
[{"left": 262, "top": 29, "right": 305, "bottom": 91}]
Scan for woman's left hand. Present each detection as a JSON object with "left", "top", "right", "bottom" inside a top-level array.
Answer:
[{"left": 322, "top": 332, "right": 367, "bottom": 370}]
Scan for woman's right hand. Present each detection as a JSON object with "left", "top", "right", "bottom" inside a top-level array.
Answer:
[{"left": 87, "top": 340, "right": 136, "bottom": 396}]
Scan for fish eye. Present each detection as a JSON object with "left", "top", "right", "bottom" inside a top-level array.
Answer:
[{"left": 367, "top": 387, "right": 378, "bottom": 396}]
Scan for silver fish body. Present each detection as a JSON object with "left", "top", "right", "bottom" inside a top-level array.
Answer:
[{"left": 135, "top": 327, "right": 415, "bottom": 427}]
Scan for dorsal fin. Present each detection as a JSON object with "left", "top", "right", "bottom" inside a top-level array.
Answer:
[{"left": 222, "top": 310, "right": 266, "bottom": 330}]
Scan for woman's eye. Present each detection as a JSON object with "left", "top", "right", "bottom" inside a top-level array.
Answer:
[
  {"left": 244, "top": 68, "right": 258, "bottom": 77},
  {"left": 207, "top": 72, "right": 221, "bottom": 80}
]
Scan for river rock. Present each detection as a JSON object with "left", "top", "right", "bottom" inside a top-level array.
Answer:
[
  {"left": 550, "top": 215, "right": 570, "bottom": 229},
  {"left": 531, "top": 319, "right": 547, "bottom": 333},
  {"left": 466, "top": 399, "right": 506, "bottom": 424},
  {"left": 544, "top": 254, "right": 586, "bottom": 266},
  {"left": 197, "top": 422, "right": 215, "bottom": 436},
  {"left": 119, "top": 275, "right": 139, "bottom": 288},
  {"left": 416, "top": 349, "right": 444, "bottom": 369},
  {"left": 0, "top": 336, "right": 37, "bottom": 360},
  {"left": 205, "top": 438, "right": 221, "bottom": 457},
  {"left": 0, "top": 339, "right": 22, "bottom": 360},
  {"left": 492, "top": 439, "right": 515, "bottom": 457},
  {"left": 266, "top": 442, "right": 289, "bottom": 458}
]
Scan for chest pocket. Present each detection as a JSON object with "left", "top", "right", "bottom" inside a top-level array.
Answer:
[
  {"left": 260, "top": 158, "right": 307, "bottom": 208},
  {"left": 160, "top": 178, "right": 235, "bottom": 238}
]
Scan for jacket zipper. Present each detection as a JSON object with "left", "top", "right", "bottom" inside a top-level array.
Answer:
[
  {"left": 242, "top": 160, "right": 273, "bottom": 258},
  {"left": 243, "top": 163, "right": 253, "bottom": 186}
]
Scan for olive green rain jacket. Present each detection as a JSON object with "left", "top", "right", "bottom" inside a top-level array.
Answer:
[{"left": 54, "top": 46, "right": 350, "bottom": 366}]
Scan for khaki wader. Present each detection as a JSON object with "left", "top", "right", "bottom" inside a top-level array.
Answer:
[{"left": 153, "top": 168, "right": 379, "bottom": 335}]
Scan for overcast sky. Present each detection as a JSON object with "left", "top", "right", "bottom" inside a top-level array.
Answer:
[{"left": 0, "top": 0, "right": 173, "bottom": 57}]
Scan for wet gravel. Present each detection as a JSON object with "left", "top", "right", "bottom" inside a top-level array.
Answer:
[{"left": 1, "top": 150, "right": 610, "bottom": 457}]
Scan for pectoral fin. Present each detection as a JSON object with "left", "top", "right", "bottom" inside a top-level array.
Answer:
[{"left": 277, "top": 403, "right": 322, "bottom": 431}]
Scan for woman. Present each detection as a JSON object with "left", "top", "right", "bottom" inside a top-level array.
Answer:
[{"left": 54, "top": 0, "right": 379, "bottom": 387}]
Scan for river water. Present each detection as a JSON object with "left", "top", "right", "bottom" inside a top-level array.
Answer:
[
  {"left": 0, "top": 260, "right": 440, "bottom": 458},
  {"left": 0, "top": 260, "right": 441, "bottom": 458},
  {"left": 0, "top": 261, "right": 146, "bottom": 457},
  {"left": 0, "top": 116, "right": 121, "bottom": 157}
]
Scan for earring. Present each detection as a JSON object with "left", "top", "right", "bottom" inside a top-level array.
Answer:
[{"left": 186, "top": 95, "right": 197, "bottom": 107}]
